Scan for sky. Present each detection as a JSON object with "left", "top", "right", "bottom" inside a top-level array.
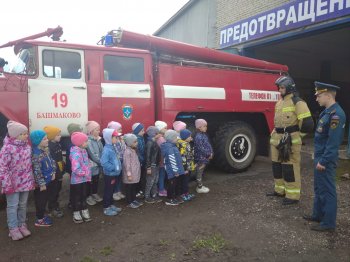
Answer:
[{"left": 0, "top": 0, "right": 189, "bottom": 64}]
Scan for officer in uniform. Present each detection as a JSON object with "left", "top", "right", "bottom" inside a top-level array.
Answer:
[
  {"left": 267, "top": 76, "right": 314, "bottom": 205},
  {"left": 303, "top": 82, "right": 346, "bottom": 231}
]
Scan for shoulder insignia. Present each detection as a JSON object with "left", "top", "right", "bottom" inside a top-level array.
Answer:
[
  {"left": 331, "top": 115, "right": 340, "bottom": 120},
  {"left": 330, "top": 116, "right": 340, "bottom": 129}
]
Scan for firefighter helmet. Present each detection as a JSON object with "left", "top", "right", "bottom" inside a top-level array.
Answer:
[{"left": 275, "top": 76, "right": 296, "bottom": 94}]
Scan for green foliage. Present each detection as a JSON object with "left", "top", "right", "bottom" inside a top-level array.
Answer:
[
  {"left": 159, "top": 239, "right": 169, "bottom": 246},
  {"left": 80, "top": 256, "right": 98, "bottom": 262},
  {"left": 100, "top": 246, "right": 113, "bottom": 256},
  {"left": 192, "top": 234, "right": 227, "bottom": 253}
]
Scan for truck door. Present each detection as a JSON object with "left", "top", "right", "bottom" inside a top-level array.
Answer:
[
  {"left": 100, "top": 53, "right": 154, "bottom": 131},
  {"left": 28, "top": 47, "right": 88, "bottom": 136}
]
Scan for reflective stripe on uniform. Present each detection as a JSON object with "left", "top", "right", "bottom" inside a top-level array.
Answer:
[
  {"left": 285, "top": 188, "right": 300, "bottom": 195},
  {"left": 297, "top": 112, "right": 311, "bottom": 120},
  {"left": 275, "top": 185, "right": 285, "bottom": 191},
  {"left": 282, "top": 106, "right": 295, "bottom": 112},
  {"left": 292, "top": 137, "right": 302, "bottom": 144}
]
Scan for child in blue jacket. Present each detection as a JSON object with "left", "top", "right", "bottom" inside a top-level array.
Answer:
[
  {"left": 101, "top": 128, "right": 122, "bottom": 216},
  {"left": 161, "top": 130, "right": 185, "bottom": 206}
]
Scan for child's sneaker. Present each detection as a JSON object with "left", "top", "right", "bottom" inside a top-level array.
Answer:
[
  {"left": 181, "top": 194, "right": 191, "bottom": 201},
  {"left": 117, "top": 192, "right": 126, "bottom": 199},
  {"left": 35, "top": 216, "right": 53, "bottom": 227},
  {"left": 158, "top": 189, "right": 167, "bottom": 197},
  {"left": 176, "top": 197, "right": 185, "bottom": 204},
  {"left": 165, "top": 199, "right": 179, "bottom": 206},
  {"left": 86, "top": 196, "right": 97, "bottom": 205},
  {"left": 196, "top": 186, "right": 210, "bottom": 193},
  {"left": 127, "top": 202, "right": 139, "bottom": 209},
  {"left": 188, "top": 193, "right": 195, "bottom": 200},
  {"left": 110, "top": 205, "right": 122, "bottom": 213},
  {"left": 81, "top": 209, "right": 92, "bottom": 222},
  {"left": 133, "top": 200, "right": 144, "bottom": 206},
  {"left": 153, "top": 196, "right": 162, "bottom": 203},
  {"left": 8, "top": 228, "right": 24, "bottom": 241},
  {"left": 113, "top": 192, "right": 122, "bottom": 201},
  {"left": 50, "top": 208, "right": 64, "bottom": 218},
  {"left": 136, "top": 191, "right": 144, "bottom": 199},
  {"left": 92, "top": 193, "right": 103, "bottom": 202},
  {"left": 73, "top": 211, "right": 84, "bottom": 224},
  {"left": 145, "top": 198, "right": 156, "bottom": 204},
  {"left": 103, "top": 207, "right": 118, "bottom": 216},
  {"left": 18, "top": 224, "right": 31, "bottom": 237}
]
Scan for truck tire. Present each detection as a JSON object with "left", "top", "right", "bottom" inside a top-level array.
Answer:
[{"left": 213, "top": 121, "right": 256, "bottom": 173}]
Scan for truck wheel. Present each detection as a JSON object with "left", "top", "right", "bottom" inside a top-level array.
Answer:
[{"left": 213, "top": 121, "right": 256, "bottom": 173}]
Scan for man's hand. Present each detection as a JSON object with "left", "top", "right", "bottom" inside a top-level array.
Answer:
[{"left": 316, "top": 162, "right": 326, "bottom": 171}]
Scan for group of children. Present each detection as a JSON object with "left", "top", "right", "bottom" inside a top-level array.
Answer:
[{"left": 0, "top": 118, "right": 213, "bottom": 241}]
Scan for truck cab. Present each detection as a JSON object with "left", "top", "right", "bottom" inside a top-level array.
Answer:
[{"left": 0, "top": 27, "right": 288, "bottom": 173}]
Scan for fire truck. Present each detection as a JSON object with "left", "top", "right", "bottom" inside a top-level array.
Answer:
[{"left": 0, "top": 26, "right": 288, "bottom": 173}]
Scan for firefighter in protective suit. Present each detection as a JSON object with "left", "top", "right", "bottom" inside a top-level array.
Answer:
[{"left": 267, "top": 76, "right": 314, "bottom": 205}]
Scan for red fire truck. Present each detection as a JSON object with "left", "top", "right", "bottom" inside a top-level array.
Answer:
[{"left": 0, "top": 26, "right": 288, "bottom": 172}]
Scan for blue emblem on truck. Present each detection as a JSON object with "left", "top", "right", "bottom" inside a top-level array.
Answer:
[{"left": 122, "top": 104, "right": 133, "bottom": 120}]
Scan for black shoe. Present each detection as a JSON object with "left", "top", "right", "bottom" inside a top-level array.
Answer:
[
  {"left": 266, "top": 191, "right": 284, "bottom": 197},
  {"left": 310, "top": 225, "right": 335, "bottom": 232},
  {"left": 282, "top": 198, "right": 299, "bottom": 205},
  {"left": 302, "top": 214, "right": 320, "bottom": 222}
]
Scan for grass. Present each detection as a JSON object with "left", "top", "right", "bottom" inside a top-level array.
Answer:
[
  {"left": 99, "top": 246, "right": 113, "bottom": 256},
  {"left": 192, "top": 234, "right": 227, "bottom": 253},
  {"left": 159, "top": 239, "right": 169, "bottom": 246},
  {"left": 80, "top": 256, "right": 97, "bottom": 262}
]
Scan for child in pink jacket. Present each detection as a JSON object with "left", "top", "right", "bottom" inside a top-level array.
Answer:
[
  {"left": 70, "top": 132, "right": 92, "bottom": 223},
  {"left": 0, "top": 121, "right": 35, "bottom": 241}
]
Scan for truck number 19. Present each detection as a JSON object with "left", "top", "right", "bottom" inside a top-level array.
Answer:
[{"left": 51, "top": 93, "right": 68, "bottom": 108}]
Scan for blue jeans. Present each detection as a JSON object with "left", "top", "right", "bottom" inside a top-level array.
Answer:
[
  {"left": 113, "top": 175, "right": 122, "bottom": 193},
  {"left": 6, "top": 191, "right": 29, "bottom": 229},
  {"left": 158, "top": 167, "right": 166, "bottom": 191}
]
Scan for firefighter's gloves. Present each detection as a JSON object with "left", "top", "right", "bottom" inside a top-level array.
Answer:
[{"left": 276, "top": 132, "right": 292, "bottom": 162}]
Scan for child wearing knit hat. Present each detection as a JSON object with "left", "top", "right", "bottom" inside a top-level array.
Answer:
[
  {"left": 144, "top": 126, "right": 162, "bottom": 204},
  {"left": 132, "top": 122, "right": 146, "bottom": 199},
  {"left": 69, "top": 132, "right": 92, "bottom": 223},
  {"left": 85, "top": 121, "right": 104, "bottom": 206},
  {"left": 108, "top": 121, "right": 126, "bottom": 201},
  {"left": 1, "top": 121, "right": 35, "bottom": 240},
  {"left": 123, "top": 134, "right": 143, "bottom": 208},
  {"left": 65, "top": 123, "right": 83, "bottom": 210},
  {"left": 43, "top": 125, "right": 64, "bottom": 218},
  {"left": 31, "top": 130, "right": 56, "bottom": 227},
  {"left": 173, "top": 121, "right": 187, "bottom": 133},
  {"left": 161, "top": 130, "right": 185, "bottom": 206},
  {"left": 176, "top": 129, "right": 196, "bottom": 201},
  {"left": 155, "top": 120, "right": 168, "bottom": 197},
  {"left": 194, "top": 119, "right": 212, "bottom": 194},
  {"left": 100, "top": 128, "right": 123, "bottom": 216}
]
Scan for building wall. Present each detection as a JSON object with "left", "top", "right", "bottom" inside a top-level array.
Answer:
[
  {"left": 216, "top": 0, "right": 290, "bottom": 48},
  {"left": 155, "top": 0, "right": 217, "bottom": 48}
]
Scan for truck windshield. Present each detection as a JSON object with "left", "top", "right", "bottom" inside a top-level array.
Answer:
[{"left": 7, "top": 47, "right": 36, "bottom": 75}]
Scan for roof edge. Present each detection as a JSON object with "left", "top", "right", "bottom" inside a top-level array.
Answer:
[{"left": 153, "top": 0, "right": 197, "bottom": 35}]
